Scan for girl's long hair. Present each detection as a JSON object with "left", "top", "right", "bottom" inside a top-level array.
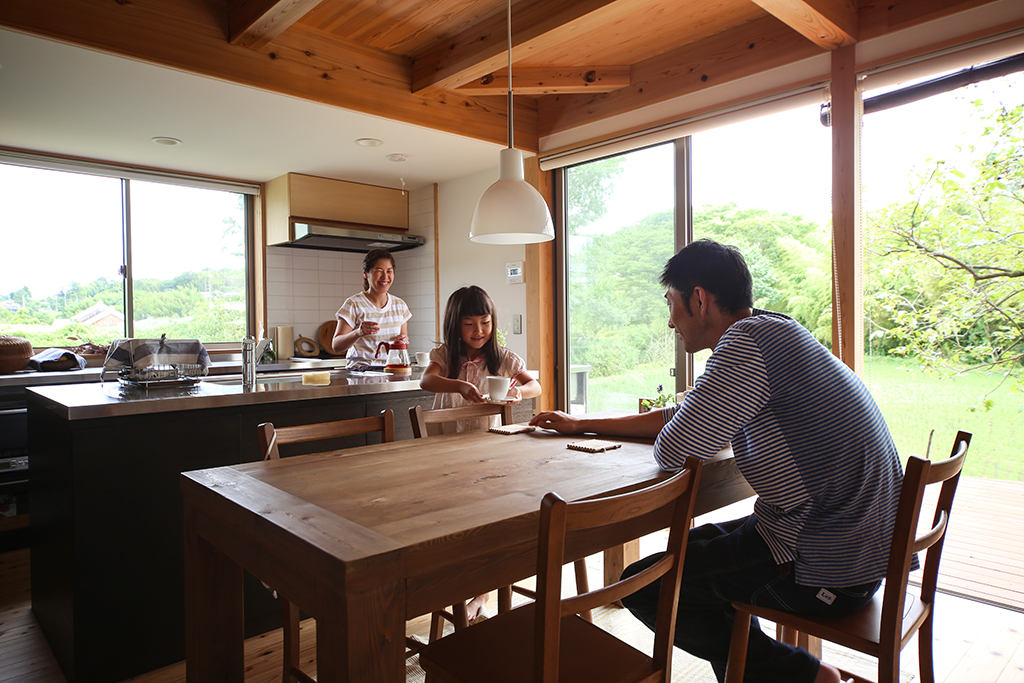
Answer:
[{"left": 442, "top": 286, "right": 500, "bottom": 378}]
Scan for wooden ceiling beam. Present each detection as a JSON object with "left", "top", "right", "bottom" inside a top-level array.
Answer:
[
  {"left": 228, "top": 0, "right": 325, "bottom": 50},
  {"left": 411, "top": 0, "right": 632, "bottom": 97},
  {"left": 537, "top": 14, "right": 825, "bottom": 138},
  {"left": 750, "top": 0, "right": 857, "bottom": 49},
  {"left": 0, "top": 0, "right": 536, "bottom": 150},
  {"left": 456, "top": 66, "right": 630, "bottom": 95}
]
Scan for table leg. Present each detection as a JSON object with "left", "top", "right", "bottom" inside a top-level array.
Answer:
[
  {"left": 315, "top": 582, "right": 406, "bottom": 682},
  {"left": 603, "top": 539, "right": 640, "bottom": 606},
  {"left": 184, "top": 519, "right": 244, "bottom": 683}
]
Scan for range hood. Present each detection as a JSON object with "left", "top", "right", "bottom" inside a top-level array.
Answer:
[{"left": 283, "top": 222, "right": 425, "bottom": 253}]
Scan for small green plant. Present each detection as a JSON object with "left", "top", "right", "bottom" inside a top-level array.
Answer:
[{"left": 638, "top": 384, "right": 672, "bottom": 412}]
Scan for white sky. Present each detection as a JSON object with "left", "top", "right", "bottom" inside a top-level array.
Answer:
[{"left": 0, "top": 169, "right": 243, "bottom": 299}]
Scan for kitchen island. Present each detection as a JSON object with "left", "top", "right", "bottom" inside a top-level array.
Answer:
[{"left": 27, "top": 368, "right": 536, "bottom": 683}]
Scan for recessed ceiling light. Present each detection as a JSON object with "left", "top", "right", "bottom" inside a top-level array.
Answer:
[
  {"left": 355, "top": 137, "right": 383, "bottom": 147},
  {"left": 387, "top": 153, "right": 408, "bottom": 162},
  {"left": 151, "top": 136, "right": 182, "bottom": 146}
]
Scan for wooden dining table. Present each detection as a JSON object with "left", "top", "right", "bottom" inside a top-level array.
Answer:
[{"left": 181, "top": 425, "right": 754, "bottom": 683}]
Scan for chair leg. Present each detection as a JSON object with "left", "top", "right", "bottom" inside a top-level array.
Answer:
[
  {"left": 429, "top": 610, "right": 447, "bottom": 643},
  {"left": 497, "top": 585, "right": 513, "bottom": 613},
  {"left": 452, "top": 600, "right": 470, "bottom": 629},
  {"left": 918, "top": 614, "right": 936, "bottom": 683},
  {"left": 281, "top": 597, "right": 301, "bottom": 683},
  {"left": 573, "top": 558, "right": 593, "bottom": 622},
  {"left": 724, "top": 608, "right": 752, "bottom": 683}
]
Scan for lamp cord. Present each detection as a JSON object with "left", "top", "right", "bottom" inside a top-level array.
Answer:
[{"left": 507, "top": 0, "right": 513, "bottom": 149}]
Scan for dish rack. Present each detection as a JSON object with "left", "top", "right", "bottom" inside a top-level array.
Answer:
[{"left": 110, "top": 363, "right": 207, "bottom": 388}]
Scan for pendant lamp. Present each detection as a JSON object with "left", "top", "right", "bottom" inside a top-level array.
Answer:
[{"left": 468, "top": 0, "right": 554, "bottom": 244}]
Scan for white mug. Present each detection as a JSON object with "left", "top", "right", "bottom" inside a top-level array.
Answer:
[
  {"left": 486, "top": 375, "right": 511, "bottom": 400},
  {"left": 415, "top": 351, "right": 430, "bottom": 366}
]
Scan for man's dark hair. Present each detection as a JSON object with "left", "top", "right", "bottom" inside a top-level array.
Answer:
[{"left": 659, "top": 239, "right": 753, "bottom": 315}]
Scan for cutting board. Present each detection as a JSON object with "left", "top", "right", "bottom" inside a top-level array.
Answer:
[{"left": 318, "top": 321, "right": 343, "bottom": 357}]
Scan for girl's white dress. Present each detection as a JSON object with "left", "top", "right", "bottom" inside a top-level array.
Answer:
[{"left": 427, "top": 344, "right": 526, "bottom": 434}]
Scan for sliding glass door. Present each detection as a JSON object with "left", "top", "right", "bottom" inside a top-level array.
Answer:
[
  {"left": 689, "top": 102, "right": 833, "bottom": 376},
  {"left": 563, "top": 144, "right": 677, "bottom": 413},
  {"left": 861, "top": 68, "right": 1023, "bottom": 479}
]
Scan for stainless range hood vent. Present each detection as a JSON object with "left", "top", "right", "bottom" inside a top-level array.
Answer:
[{"left": 283, "top": 222, "right": 425, "bottom": 253}]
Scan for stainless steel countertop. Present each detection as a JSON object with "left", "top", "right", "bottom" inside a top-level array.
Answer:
[
  {"left": 25, "top": 363, "right": 427, "bottom": 421},
  {"left": 0, "top": 356, "right": 357, "bottom": 389}
]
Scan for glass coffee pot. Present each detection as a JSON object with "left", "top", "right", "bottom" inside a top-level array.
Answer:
[{"left": 375, "top": 339, "right": 411, "bottom": 375}]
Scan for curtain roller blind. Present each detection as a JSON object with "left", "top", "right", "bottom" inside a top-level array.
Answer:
[
  {"left": 538, "top": 84, "right": 827, "bottom": 171},
  {"left": 0, "top": 149, "right": 261, "bottom": 195}
]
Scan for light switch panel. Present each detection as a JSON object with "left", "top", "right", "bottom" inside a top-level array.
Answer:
[{"left": 512, "top": 314, "right": 522, "bottom": 334}]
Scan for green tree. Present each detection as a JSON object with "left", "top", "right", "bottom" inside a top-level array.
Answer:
[
  {"left": 866, "top": 98, "right": 1024, "bottom": 397},
  {"left": 566, "top": 156, "right": 625, "bottom": 234}
]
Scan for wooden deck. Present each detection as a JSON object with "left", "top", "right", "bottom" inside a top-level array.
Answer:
[{"left": 916, "top": 476, "right": 1024, "bottom": 612}]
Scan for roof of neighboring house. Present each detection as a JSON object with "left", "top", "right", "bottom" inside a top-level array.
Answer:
[{"left": 72, "top": 302, "right": 125, "bottom": 327}]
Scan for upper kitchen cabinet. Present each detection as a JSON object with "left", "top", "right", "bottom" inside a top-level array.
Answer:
[{"left": 265, "top": 173, "right": 409, "bottom": 247}]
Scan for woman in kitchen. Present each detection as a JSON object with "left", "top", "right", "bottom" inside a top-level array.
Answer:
[{"left": 331, "top": 249, "right": 411, "bottom": 368}]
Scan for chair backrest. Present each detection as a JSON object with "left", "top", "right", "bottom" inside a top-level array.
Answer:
[
  {"left": 408, "top": 403, "right": 513, "bottom": 438},
  {"left": 879, "top": 430, "right": 971, "bottom": 645},
  {"left": 532, "top": 456, "right": 703, "bottom": 683},
  {"left": 258, "top": 409, "right": 396, "bottom": 460}
]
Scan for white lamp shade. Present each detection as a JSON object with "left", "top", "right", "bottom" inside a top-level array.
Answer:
[{"left": 469, "top": 148, "right": 554, "bottom": 244}]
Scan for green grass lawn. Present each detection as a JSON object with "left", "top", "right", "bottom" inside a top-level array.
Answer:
[{"left": 586, "top": 356, "right": 1022, "bottom": 481}]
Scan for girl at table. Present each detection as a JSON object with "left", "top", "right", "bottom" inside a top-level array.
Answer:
[
  {"left": 419, "top": 285, "right": 542, "bottom": 621},
  {"left": 331, "top": 249, "right": 411, "bottom": 367}
]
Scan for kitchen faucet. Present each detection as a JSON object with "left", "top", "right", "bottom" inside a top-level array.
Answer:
[{"left": 242, "top": 334, "right": 272, "bottom": 386}]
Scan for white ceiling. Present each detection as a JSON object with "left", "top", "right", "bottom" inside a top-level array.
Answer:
[{"left": 0, "top": 28, "right": 503, "bottom": 192}]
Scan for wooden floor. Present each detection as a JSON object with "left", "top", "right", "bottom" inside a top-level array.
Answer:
[{"left": 3, "top": 475, "right": 1023, "bottom": 683}]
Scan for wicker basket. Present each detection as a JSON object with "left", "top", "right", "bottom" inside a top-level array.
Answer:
[{"left": 0, "top": 335, "right": 33, "bottom": 374}]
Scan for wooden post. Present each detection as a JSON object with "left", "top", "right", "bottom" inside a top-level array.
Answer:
[
  {"left": 830, "top": 45, "right": 863, "bottom": 374},
  {"left": 525, "top": 155, "right": 556, "bottom": 412}
]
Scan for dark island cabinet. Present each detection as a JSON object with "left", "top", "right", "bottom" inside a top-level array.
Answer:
[{"left": 27, "top": 389, "right": 438, "bottom": 683}]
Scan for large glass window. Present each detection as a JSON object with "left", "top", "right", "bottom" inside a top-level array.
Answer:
[
  {"left": 562, "top": 101, "right": 832, "bottom": 412},
  {"left": 0, "top": 163, "right": 250, "bottom": 348},
  {"left": 564, "top": 144, "right": 676, "bottom": 413},
  {"left": 861, "top": 67, "right": 1024, "bottom": 481}
]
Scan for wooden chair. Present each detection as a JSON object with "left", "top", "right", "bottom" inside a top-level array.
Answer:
[
  {"left": 409, "top": 402, "right": 514, "bottom": 439},
  {"left": 409, "top": 403, "right": 594, "bottom": 625},
  {"left": 724, "top": 430, "right": 972, "bottom": 683},
  {"left": 417, "top": 456, "right": 703, "bottom": 683},
  {"left": 258, "top": 411, "right": 401, "bottom": 683}
]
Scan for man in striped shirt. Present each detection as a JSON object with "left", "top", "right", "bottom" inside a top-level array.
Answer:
[{"left": 530, "top": 239, "right": 903, "bottom": 683}]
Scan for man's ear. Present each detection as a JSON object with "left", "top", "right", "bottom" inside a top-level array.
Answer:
[{"left": 693, "top": 286, "right": 707, "bottom": 314}]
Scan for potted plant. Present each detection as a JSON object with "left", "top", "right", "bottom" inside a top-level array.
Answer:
[{"left": 638, "top": 384, "right": 673, "bottom": 413}]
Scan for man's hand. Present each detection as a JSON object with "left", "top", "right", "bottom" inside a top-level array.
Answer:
[{"left": 529, "top": 411, "right": 585, "bottom": 435}]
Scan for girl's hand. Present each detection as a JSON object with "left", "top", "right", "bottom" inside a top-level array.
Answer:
[
  {"left": 506, "top": 385, "right": 523, "bottom": 403},
  {"left": 358, "top": 320, "right": 380, "bottom": 337},
  {"left": 458, "top": 381, "right": 486, "bottom": 403}
]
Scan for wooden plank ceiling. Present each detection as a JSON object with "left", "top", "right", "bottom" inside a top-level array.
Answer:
[{"left": 0, "top": 0, "right": 1001, "bottom": 152}]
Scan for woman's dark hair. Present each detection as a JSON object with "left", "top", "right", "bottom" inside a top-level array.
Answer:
[
  {"left": 442, "top": 286, "right": 501, "bottom": 378},
  {"left": 660, "top": 239, "right": 753, "bottom": 315},
  {"left": 362, "top": 249, "right": 396, "bottom": 291}
]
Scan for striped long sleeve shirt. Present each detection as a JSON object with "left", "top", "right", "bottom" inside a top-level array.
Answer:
[{"left": 654, "top": 311, "right": 904, "bottom": 587}]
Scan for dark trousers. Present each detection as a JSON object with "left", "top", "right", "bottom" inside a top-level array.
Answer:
[{"left": 620, "top": 515, "right": 880, "bottom": 683}]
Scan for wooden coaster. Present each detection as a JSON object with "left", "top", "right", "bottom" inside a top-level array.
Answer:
[
  {"left": 567, "top": 439, "right": 622, "bottom": 453},
  {"left": 488, "top": 424, "right": 536, "bottom": 435}
]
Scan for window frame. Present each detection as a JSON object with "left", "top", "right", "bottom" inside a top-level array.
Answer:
[{"left": 0, "top": 152, "right": 259, "bottom": 349}]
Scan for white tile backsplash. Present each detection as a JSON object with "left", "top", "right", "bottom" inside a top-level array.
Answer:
[{"left": 266, "top": 185, "right": 437, "bottom": 358}]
